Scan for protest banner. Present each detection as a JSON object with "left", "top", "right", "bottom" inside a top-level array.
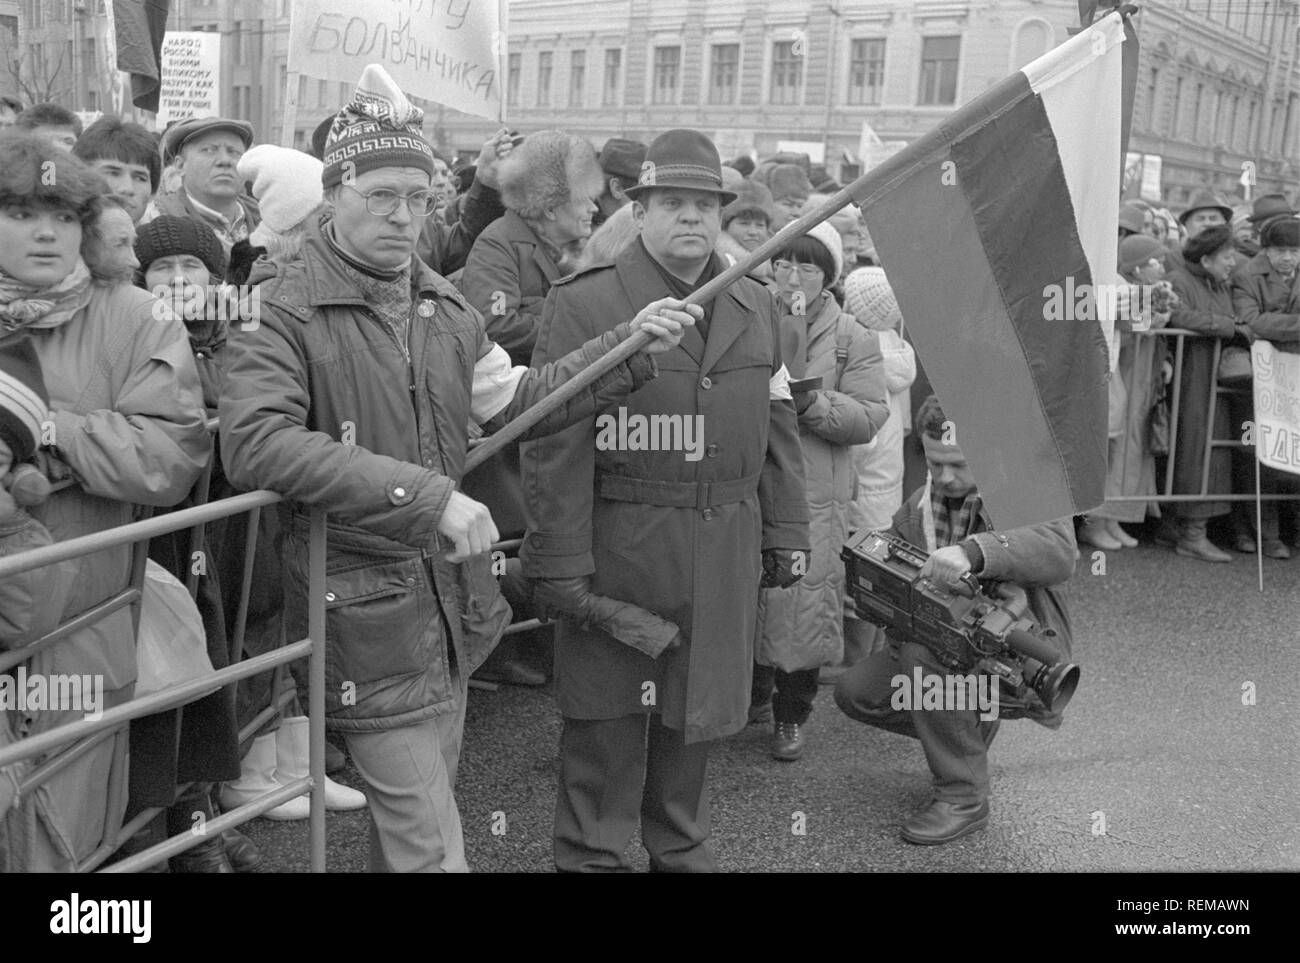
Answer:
[
  {"left": 155, "top": 32, "right": 221, "bottom": 126},
  {"left": 287, "top": 0, "right": 507, "bottom": 123},
  {"left": 1251, "top": 340, "right": 1300, "bottom": 476}
]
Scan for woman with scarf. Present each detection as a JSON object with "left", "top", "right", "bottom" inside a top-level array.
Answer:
[
  {"left": 751, "top": 222, "right": 889, "bottom": 761},
  {"left": 0, "top": 131, "right": 209, "bottom": 870}
]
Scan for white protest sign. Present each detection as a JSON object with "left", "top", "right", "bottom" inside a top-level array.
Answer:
[
  {"left": 288, "top": 0, "right": 506, "bottom": 123},
  {"left": 1251, "top": 340, "right": 1300, "bottom": 476},
  {"left": 156, "top": 32, "right": 222, "bottom": 126}
]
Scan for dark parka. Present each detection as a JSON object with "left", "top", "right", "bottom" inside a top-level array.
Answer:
[
  {"left": 886, "top": 488, "right": 1077, "bottom": 728},
  {"left": 1166, "top": 260, "right": 1236, "bottom": 518},
  {"left": 218, "top": 217, "right": 660, "bottom": 732},
  {"left": 459, "top": 209, "right": 563, "bottom": 366},
  {"left": 1232, "top": 250, "right": 1299, "bottom": 349},
  {"left": 519, "top": 241, "right": 810, "bottom": 744}
]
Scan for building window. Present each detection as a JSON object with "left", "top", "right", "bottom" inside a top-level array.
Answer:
[
  {"left": 603, "top": 48, "right": 622, "bottom": 106},
  {"left": 1145, "top": 68, "right": 1158, "bottom": 129},
  {"left": 507, "top": 53, "right": 521, "bottom": 106},
  {"left": 1246, "top": 98, "right": 1257, "bottom": 145},
  {"left": 918, "top": 36, "right": 960, "bottom": 106},
  {"left": 1192, "top": 83, "right": 1203, "bottom": 140},
  {"left": 1170, "top": 77, "right": 1183, "bottom": 138},
  {"left": 847, "top": 38, "right": 885, "bottom": 106},
  {"left": 318, "top": 80, "right": 329, "bottom": 108},
  {"left": 1213, "top": 90, "right": 1224, "bottom": 143},
  {"left": 537, "top": 51, "right": 553, "bottom": 107},
  {"left": 1283, "top": 93, "right": 1297, "bottom": 158},
  {"left": 709, "top": 43, "right": 739, "bottom": 105},
  {"left": 1010, "top": 20, "right": 1050, "bottom": 70},
  {"left": 1230, "top": 94, "right": 1241, "bottom": 143},
  {"left": 652, "top": 45, "right": 680, "bottom": 105},
  {"left": 233, "top": 22, "right": 245, "bottom": 66},
  {"left": 569, "top": 50, "right": 586, "bottom": 107},
  {"left": 769, "top": 40, "right": 803, "bottom": 105}
]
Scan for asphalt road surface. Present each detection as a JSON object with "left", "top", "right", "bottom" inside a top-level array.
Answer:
[{"left": 242, "top": 535, "right": 1300, "bottom": 872}]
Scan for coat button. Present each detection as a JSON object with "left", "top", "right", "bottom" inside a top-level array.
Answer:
[
  {"left": 700, "top": 376, "right": 713, "bottom": 389},
  {"left": 325, "top": 591, "right": 336, "bottom": 602},
  {"left": 701, "top": 508, "right": 715, "bottom": 521},
  {"left": 394, "top": 487, "right": 407, "bottom": 498},
  {"left": 705, "top": 444, "right": 718, "bottom": 458},
  {"left": 406, "top": 576, "right": 417, "bottom": 585}
]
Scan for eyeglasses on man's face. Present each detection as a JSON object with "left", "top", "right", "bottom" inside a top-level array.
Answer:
[
  {"left": 772, "top": 260, "right": 824, "bottom": 279},
  {"left": 342, "top": 184, "right": 438, "bottom": 217}
]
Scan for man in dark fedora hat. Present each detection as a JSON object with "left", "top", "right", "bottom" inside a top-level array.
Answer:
[
  {"left": 521, "top": 127, "right": 810, "bottom": 871},
  {"left": 1178, "top": 189, "right": 1234, "bottom": 240}
]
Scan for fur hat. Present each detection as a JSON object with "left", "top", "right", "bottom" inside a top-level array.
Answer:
[
  {"left": 844, "top": 267, "right": 902, "bottom": 332},
  {"left": 597, "top": 137, "right": 648, "bottom": 180},
  {"left": 760, "top": 163, "right": 813, "bottom": 203},
  {"left": 135, "top": 215, "right": 228, "bottom": 282},
  {"left": 804, "top": 221, "right": 844, "bottom": 282},
  {"left": 0, "top": 334, "right": 49, "bottom": 463},
  {"left": 722, "top": 179, "right": 774, "bottom": 227},
  {"left": 322, "top": 64, "right": 436, "bottom": 190},
  {"left": 238, "top": 144, "right": 324, "bottom": 244},
  {"left": 498, "top": 130, "right": 603, "bottom": 220}
]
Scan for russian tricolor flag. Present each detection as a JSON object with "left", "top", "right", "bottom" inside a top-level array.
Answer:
[{"left": 856, "top": 12, "right": 1130, "bottom": 531}]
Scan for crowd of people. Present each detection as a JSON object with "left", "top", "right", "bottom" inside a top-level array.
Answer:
[{"left": 0, "top": 61, "right": 1296, "bottom": 872}]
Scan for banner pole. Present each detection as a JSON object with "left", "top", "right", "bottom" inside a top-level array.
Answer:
[{"left": 282, "top": 70, "right": 300, "bottom": 149}]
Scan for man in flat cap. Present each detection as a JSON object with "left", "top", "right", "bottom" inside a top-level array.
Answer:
[
  {"left": 592, "top": 137, "right": 648, "bottom": 229},
  {"left": 521, "top": 128, "right": 809, "bottom": 872},
  {"left": 157, "top": 117, "right": 261, "bottom": 253}
]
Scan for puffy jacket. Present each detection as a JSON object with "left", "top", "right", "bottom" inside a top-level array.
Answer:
[
  {"left": 4, "top": 281, "right": 209, "bottom": 870},
  {"left": 758, "top": 293, "right": 889, "bottom": 671},
  {"left": 218, "top": 216, "right": 660, "bottom": 731}
]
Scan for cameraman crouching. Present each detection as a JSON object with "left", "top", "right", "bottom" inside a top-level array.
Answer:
[{"left": 834, "top": 395, "right": 1076, "bottom": 844}]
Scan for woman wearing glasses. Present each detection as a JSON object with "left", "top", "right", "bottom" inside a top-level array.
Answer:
[{"left": 751, "top": 222, "right": 890, "bottom": 761}]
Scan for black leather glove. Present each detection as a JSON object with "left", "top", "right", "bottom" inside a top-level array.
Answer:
[
  {"left": 761, "top": 548, "right": 808, "bottom": 589},
  {"left": 530, "top": 577, "right": 682, "bottom": 658}
]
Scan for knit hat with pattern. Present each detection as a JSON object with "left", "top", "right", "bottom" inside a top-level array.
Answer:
[
  {"left": 844, "top": 266, "right": 903, "bottom": 332},
  {"left": 135, "top": 215, "right": 229, "bottom": 282},
  {"left": 322, "top": 64, "right": 436, "bottom": 190},
  {"left": 0, "top": 334, "right": 49, "bottom": 462}
]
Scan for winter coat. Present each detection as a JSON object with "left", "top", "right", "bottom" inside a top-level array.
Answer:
[
  {"left": 459, "top": 210, "right": 563, "bottom": 367},
  {"left": 887, "top": 486, "right": 1076, "bottom": 729},
  {"left": 218, "top": 216, "right": 661, "bottom": 733},
  {"left": 519, "top": 240, "right": 810, "bottom": 744},
  {"left": 757, "top": 294, "right": 889, "bottom": 671},
  {"left": 154, "top": 190, "right": 262, "bottom": 255},
  {"left": 850, "top": 326, "right": 916, "bottom": 532},
  {"left": 458, "top": 209, "right": 564, "bottom": 538},
  {"left": 417, "top": 179, "right": 506, "bottom": 280},
  {"left": 1232, "top": 251, "right": 1299, "bottom": 349},
  {"left": 3, "top": 282, "right": 209, "bottom": 870},
  {"left": 1166, "top": 261, "right": 1236, "bottom": 518}
]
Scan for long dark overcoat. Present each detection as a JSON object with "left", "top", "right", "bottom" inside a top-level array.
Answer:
[{"left": 520, "top": 241, "right": 809, "bottom": 744}]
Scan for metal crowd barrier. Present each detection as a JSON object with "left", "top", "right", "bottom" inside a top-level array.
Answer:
[
  {"left": 0, "top": 493, "right": 329, "bottom": 873},
  {"left": 1105, "top": 327, "right": 1300, "bottom": 505}
]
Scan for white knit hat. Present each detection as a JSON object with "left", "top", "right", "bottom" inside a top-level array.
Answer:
[
  {"left": 844, "top": 266, "right": 903, "bottom": 331},
  {"left": 804, "top": 220, "right": 844, "bottom": 281},
  {"left": 237, "top": 144, "right": 325, "bottom": 243}
]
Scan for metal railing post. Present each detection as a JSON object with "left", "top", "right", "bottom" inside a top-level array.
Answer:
[{"left": 309, "top": 507, "right": 328, "bottom": 873}]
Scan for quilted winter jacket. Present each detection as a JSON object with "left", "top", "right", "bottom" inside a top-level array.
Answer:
[{"left": 218, "top": 217, "right": 659, "bottom": 732}]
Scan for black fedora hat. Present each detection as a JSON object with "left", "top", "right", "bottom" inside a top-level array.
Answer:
[
  {"left": 625, "top": 128, "right": 737, "bottom": 205},
  {"left": 1248, "top": 193, "right": 1298, "bottom": 224}
]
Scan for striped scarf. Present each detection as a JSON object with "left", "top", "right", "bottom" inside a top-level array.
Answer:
[
  {"left": 920, "top": 471, "right": 986, "bottom": 552},
  {"left": 0, "top": 259, "right": 94, "bottom": 334}
]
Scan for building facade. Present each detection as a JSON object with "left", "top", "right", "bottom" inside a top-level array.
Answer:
[{"left": 4, "top": 0, "right": 1297, "bottom": 205}]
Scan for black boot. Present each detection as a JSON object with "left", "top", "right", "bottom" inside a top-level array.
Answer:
[
  {"left": 167, "top": 785, "right": 235, "bottom": 873},
  {"left": 222, "top": 826, "right": 265, "bottom": 873}
]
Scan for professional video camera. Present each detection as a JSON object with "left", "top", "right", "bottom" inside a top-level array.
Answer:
[{"left": 841, "top": 529, "right": 1080, "bottom": 713}]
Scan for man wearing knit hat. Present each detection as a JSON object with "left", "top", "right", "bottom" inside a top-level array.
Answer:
[
  {"left": 156, "top": 117, "right": 261, "bottom": 255},
  {"left": 219, "top": 64, "right": 697, "bottom": 873},
  {"left": 521, "top": 127, "right": 809, "bottom": 871}
]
